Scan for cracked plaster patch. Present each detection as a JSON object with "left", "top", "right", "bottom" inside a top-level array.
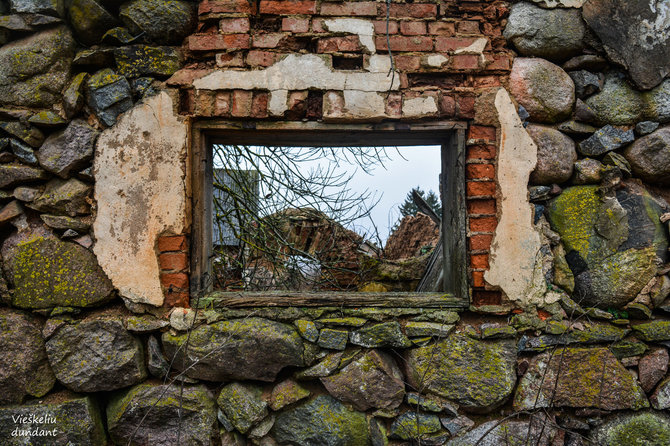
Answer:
[{"left": 323, "top": 18, "right": 375, "bottom": 53}]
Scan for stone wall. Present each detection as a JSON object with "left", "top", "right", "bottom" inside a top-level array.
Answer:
[{"left": 1, "top": 0, "right": 670, "bottom": 445}]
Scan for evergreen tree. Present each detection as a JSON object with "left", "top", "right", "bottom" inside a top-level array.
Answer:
[{"left": 397, "top": 186, "right": 441, "bottom": 218}]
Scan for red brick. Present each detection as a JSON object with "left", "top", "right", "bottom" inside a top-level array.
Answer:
[
  {"left": 434, "top": 36, "right": 477, "bottom": 52},
  {"left": 470, "top": 253, "right": 489, "bottom": 269},
  {"left": 428, "top": 21, "right": 455, "bottom": 35},
  {"left": 188, "top": 34, "right": 250, "bottom": 51},
  {"left": 317, "top": 36, "right": 362, "bottom": 53},
  {"left": 466, "top": 164, "right": 495, "bottom": 180},
  {"left": 164, "top": 290, "right": 189, "bottom": 308},
  {"left": 193, "top": 90, "right": 216, "bottom": 117},
  {"left": 253, "top": 33, "right": 287, "bottom": 49},
  {"left": 312, "top": 19, "right": 326, "bottom": 33},
  {"left": 282, "top": 17, "right": 310, "bottom": 32},
  {"left": 439, "top": 95, "right": 456, "bottom": 117},
  {"left": 215, "top": 52, "right": 245, "bottom": 67},
  {"left": 159, "top": 252, "right": 189, "bottom": 271},
  {"left": 158, "top": 235, "right": 187, "bottom": 252},
  {"left": 469, "top": 234, "right": 493, "bottom": 251},
  {"left": 214, "top": 91, "right": 231, "bottom": 116},
  {"left": 246, "top": 50, "right": 279, "bottom": 67},
  {"left": 260, "top": 0, "right": 316, "bottom": 15},
  {"left": 467, "top": 199, "right": 496, "bottom": 215},
  {"left": 400, "top": 21, "right": 427, "bottom": 36},
  {"left": 385, "top": 92, "right": 402, "bottom": 118},
  {"left": 251, "top": 92, "right": 269, "bottom": 118},
  {"left": 486, "top": 53, "right": 512, "bottom": 71},
  {"left": 199, "top": 0, "right": 255, "bottom": 15},
  {"left": 161, "top": 272, "right": 189, "bottom": 290},
  {"left": 468, "top": 125, "right": 496, "bottom": 142},
  {"left": 473, "top": 75, "right": 502, "bottom": 88},
  {"left": 394, "top": 54, "right": 421, "bottom": 71},
  {"left": 456, "top": 95, "right": 475, "bottom": 118},
  {"left": 457, "top": 20, "right": 480, "bottom": 34},
  {"left": 286, "top": 90, "right": 308, "bottom": 118},
  {"left": 373, "top": 20, "right": 398, "bottom": 35},
  {"left": 467, "top": 181, "right": 496, "bottom": 197},
  {"left": 388, "top": 3, "right": 437, "bottom": 18},
  {"left": 472, "top": 290, "right": 501, "bottom": 306},
  {"left": 375, "top": 35, "right": 433, "bottom": 52},
  {"left": 471, "top": 270, "right": 486, "bottom": 288},
  {"left": 321, "top": 2, "right": 377, "bottom": 16},
  {"left": 469, "top": 216, "right": 497, "bottom": 234},
  {"left": 232, "top": 90, "right": 253, "bottom": 117},
  {"left": 467, "top": 144, "right": 496, "bottom": 160},
  {"left": 219, "top": 18, "right": 250, "bottom": 33},
  {"left": 451, "top": 54, "right": 479, "bottom": 70}
]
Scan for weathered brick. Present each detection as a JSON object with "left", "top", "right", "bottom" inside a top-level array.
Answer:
[
  {"left": 199, "top": 0, "right": 255, "bottom": 15},
  {"left": 251, "top": 92, "right": 269, "bottom": 118},
  {"left": 193, "top": 90, "right": 216, "bottom": 117},
  {"left": 388, "top": 3, "right": 437, "bottom": 18},
  {"left": 472, "top": 75, "right": 502, "bottom": 88},
  {"left": 467, "top": 181, "right": 496, "bottom": 197},
  {"left": 469, "top": 234, "right": 493, "bottom": 252},
  {"left": 472, "top": 290, "right": 501, "bottom": 306},
  {"left": 159, "top": 252, "right": 189, "bottom": 271},
  {"left": 317, "top": 36, "right": 362, "bottom": 53},
  {"left": 286, "top": 90, "right": 309, "bottom": 118},
  {"left": 247, "top": 50, "right": 280, "bottom": 67},
  {"left": 214, "top": 91, "right": 231, "bottom": 116},
  {"left": 469, "top": 216, "right": 497, "bottom": 233},
  {"left": 468, "top": 125, "right": 496, "bottom": 142},
  {"left": 161, "top": 272, "right": 189, "bottom": 290},
  {"left": 219, "top": 18, "right": 250, "bottom": 33},
  {"left": 188, "top": 34, "right": 250, "bottom": 51},
  {"left": 451, "top": 54, "right": 480, "bottom": 70},
  {"left": 158, "top": 235, "right": 187, "bottom": 252},
  {"left": 216, "top": 52, "right": 245, "bottom": 67},
  {"left": 456, "top": 95, "right": 475, "bottom": 118},
  {"left": 394, "top": 54, "right": 421, "bottom": 71},
  {"left": 260, "top": 0, "right": 316, "bottom": 15},
  {"left": 466, "top": 164, "right": 495, "bottom": 180},
  {"left": 231, "top": 90, "right": 253, "bottom": 117},
  {"left": 400, "top": 21, "right": 427, "bottom": 36},
  {"left": 434, "top": 36, "right": 477, "bottom": 52},
  {"left": 373, "top": 20, "right": 398, "bottom": 35},
  {"left": 385, "top": 92, "right": 402, "bottom": 118},
  {"left": 428, "top": 21, "right": 455, "bottom": 35},
  {"left": 457, "top": 20, "right": 480, "bottom": 34},
  {"left": 439, "top": 95, "right": 456, "bottom": 117},
  {"left": 164, "top": 290, "right": 189, "bottom": 308},
  {"left": 321, "top": 1, "right": 378, "bottom": 16},
  {"left": 467, "top": 144, "right": 496, "bottom": 160},
  {"left": 470, "top": 254, "right": 489, "bottom": 269},
  {"left": 467, "top": 199, "right": 496, "bottom": 215},
  {"left": 486, "top": 53, "right": 512, "bottom": 71},
  {"left": 282, "top": 17, "right": 310, "bottom": 33},
  {"left": 375, "top": 35, "right": 433, "bottom": 52},
  {"left": 472, "top": 270, "right": 486, "bottom": 288},
  {"left": 253, "top": 33, "right": 287, "bottom": 49}
]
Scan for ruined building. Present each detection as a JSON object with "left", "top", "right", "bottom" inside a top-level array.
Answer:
[{"left": 1, "top": 0, "right": 670, "bottom": 444}]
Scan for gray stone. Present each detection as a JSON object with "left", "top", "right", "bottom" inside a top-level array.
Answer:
[
  {"left": 63, "top": 72, "right": 88, "bottom": 119},
  {"left": 480, "top": 323, "right": 516, "bottom": 339},
  {"left": 68, "top": 0, "right": 117, "bottom": 45},
  {"left": 529, "top": 185, "right": 551, "bottom": 202},
  {"left": 321, "top": 350, "right": 405, "bottom": 411},
  {"left": 147, "top": 334, "right": 170, "bottom": 378},
  {"left": 25, "top": 13, "right": 62, "bottom": 27},
  {"left": 590, "top": 412, "right": 670, "bottom": 445},
  {"left": 0, "top": 26, "right": 74, "bottom": 108},
  {"left": 404, "top": 321, "right": 454, "bottom": 338},
  {"left": 114, "top": 45, "right": 182, "bottom": 78},
  {"left": 9, "top": 0, "right": 63, "bottom": 16},
  {"left": 572, "top": 158, "right": 603, "bottom": 185},
  {"left": 85, "top": 69, "right": 133, "bottom": 127},
  {"left": 624, "top": 127, "right": 670, "bottom": 185},
  {"left": 162, "top": 317, "right": 305, "bottom": 382},
  {"left": 37, "top": 119, "right": 99, "bottom": 178},
  {"left": 125, "top": 315, "right": 169, "bottom": 333},
  {"left": 446, "top": 415, "right": 560, "bottom": 446},
  {"left": 602, "top": 151, "right": 632, "bottom": 177},
  {"left": 28, "top": 110, "right": 67, "bottom": 128},
  {"left": 407, "top": 392, "right": 458, "bottom": 415},
  {"left": 45, "top": 318, "right": 146, "bottom": 392},
  {"left": 509, "top": 57, "right": 575, "bottom": 123},
  {"left": 518, "top": 322, "right": 629, "bottom": 352},
  {"left": 557, "top": 120, "right": 597, "bottom": 136},
  {"left": 0, "top": 200, "right": 23, "bottom": 226},
  {"left": 350, "top": 321, "right": 412, "bottom": 348},
  {"left": 0, "top": 308, "right": 55, "bottom": 405},
  {"left": 583, "top": 0, "right": 670, "bottom": 90},
  {"left": 636, "top": 121, "right": 660, "bottom": 136},
  {"left": 294, "top": 319, "right": 319, "bottom": 342},
  {"left": 40, "top": 214, "right": 90, "bottom": 231},
  {"left": 441, "top": 415, "right": 474, "bottom": 437},
  {"left": 272, "top": 395, "right": 370, "bottom": 446},
  {"left": 644, "top": 79, "right": 670, "bottom": 122},
  {"left": 633, "top": 321, "right": 670, "bottom": 341},
  {"left": 318, "top": 328, "right": 348, "bottom": 350},
  {"left": 405, "top": 334, "right": 516, "bottom": 412},
  {"left": 12, "top": 186, "right": 40, "bottom": 202},
  {"left": 249, "top": 413, "right": 275, "bottom": 439},
  {"left": 514, "top": 347, "right": 648, "bottom": 411},
  {"left": 527, "top": 124, "right": 577, "bottom": 185},
  {"left": 1, "top": 232, "right": 114, "bottom": 309},
  {"left": 119, "top": 0, "right": 197, "bottom": 45},
  {"left": 651, "top": 375, "right": 670, "bottom": 409},
  {"left": 0, "top": 121, "right": 44, "bottom": 148},
  {"left": 28, "top": 178, "right": 91, "bottom": 216},
  {"left": 107, "top": 382, "right": 217, "bottom": 446},
  {"left": 389, "top": 412, "right": 443, "bottom": 441},
  {"left": 639, "top": 348, "right": 669, "bottom": 393},
  {"left": 575, "top": 98, "right": 597, "bottom": 123},
  {"left": 0, "top": 14, "right": 34, "bottom": 32},
  {"left": 295, "top": 351, "right": 343, "bottom": 379},
  {"left": 8, "top": 139, "right": 37, "bottom": 165},
  {"left": 102, "top": 26, "right": 136, "bottom": 45},
  {"left": 563, "top": 54, "right": 609, "bottom": 72},
  {"left": 0, "top": 394, "right": 105, "bottom": 445},
  {"left": 503, "top": 2, "right": 584, "bottom": 61},
  {"left": 269, "top": 379, "right": 311, "bottom": 411},
  {"left": 217, "top": 382, "right": 268, "bottom": 434},
  {"left": 73, "top": 48, "right": 115, "bottom": 67},
  {"left": 586, "top": 73, "right": 646, "bottom": 125},
  {"left": 569, "top": 70, "right": 602, "bottom": 98},
  {"left": 578, "top": 125, "right": 635, "bottom": 156}
]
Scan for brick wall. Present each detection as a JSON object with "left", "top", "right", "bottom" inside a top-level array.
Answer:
[{"left": 171, "top": 0, "right": 513, "bottom": 306}]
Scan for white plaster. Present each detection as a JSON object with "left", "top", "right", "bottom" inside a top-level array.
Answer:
[
  {"left": 343, "top": 90, "right": 386, "bottom": 119},
  {"left": 367, "top": 55, "right": 393, "bottom": 73},
  {"left": 454, "top": 38, "right": 489, "bottom": 55},
  {"left": 268, "top": 89, "right": 288, "bottom": 116},
  {"left": 323, "top": 18, "right": 376, "bottom": 53},
  {"left": 93, "top": 92, "right": 187, "bottom": 306},
  {"left": 402, "top": 96, "right": 439, "bottom": 118},
  {"left": 484, "top": 88, "right": 548, "bottom": 306},
  {"left": 424, "top": 54, "right": 449, "bottom": 68}
]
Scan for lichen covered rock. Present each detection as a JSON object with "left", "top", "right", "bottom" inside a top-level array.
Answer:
[
  {"left": 37, "top": 119, "right": 99, "bottom": 179},
  {"left": 217, "top": 382, "right": 268, "bottom": 434},
  {"left": 405, "top": 334, "right": 516, "bottom": 412},
  {"left": 585, "top": 73, "right": 645, "bottom": 125},
  {"left": 119, "top": 0, "right": 197, "bottom": 45},
  {"left": 162, "top": 317, "right": 304, "bottom": 382},
  {"left": 590, "top": 412, "right": 670, "bottom": 446}
]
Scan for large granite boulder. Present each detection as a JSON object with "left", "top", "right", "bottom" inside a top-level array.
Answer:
[
  {"left": 509, "top": 58, "right": 575, "bottom": 123},
  {"left": 405, "top": 334, "right": 516, "bottom": 413},
  {"left": 504, "top": 2, "right": 585, "bottom": 61},
  {"left": 272, "top": 395, "right": 370, "bottom": 446},
  {"left": 590, "top": 412, "right": 670, "bottom": 445},
  {"left": 321, "top": 349, "right": 405, "bottom": 411},
  {"left": 624, "top": 127, "right": 670, "bottom": 185},
  {"left": 37, "top": 119, "right": 99, "bottom": 179},
  {"left": 45, "top": 318, "right": 146, "bottom": 392},
  {"left": 162, "top": 317, "right": 305, "bottom": 382},
  {"left": 514, "top": 347, "right": 648, "bottom": 411},
  {"left": 0, "top": 26, "right": 75, "bottom": 107},
  {"left": 585, "top": 72, "right": 646, "bottom": 125},
  {"left": 0, "top": 308, "right": 55, "bottom": 405},
  {"left": 583, "top": 0, "right": 670, "bottom": 90},
  {"left": 527, "top": 124, "right": 577, "bottom": 185},
  {"left": 0, "top": 394, "right": 106, "bottom": 446},
  {"left": 1, "top": 233, "right": 114, "bottom": 309},
  {"left": 546, "top": 184, "right": 668, "bottom": 308},
  {"left": 107, "top": 382, "right": 217, "bottom": 446},
  {"left": 119, "top": 0, "right": 197, "bottom": 45}
]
